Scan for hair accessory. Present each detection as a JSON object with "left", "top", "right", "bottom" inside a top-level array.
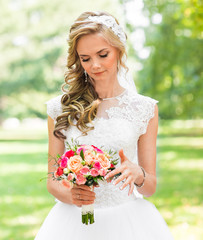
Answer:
[
  {"left": 134, "top": 166, "right": 146, "bottom": 188},
  {"left": 87, "top": 15, "right": 126, "bottom": 45},
  {"left": 84, "top": 70, "right": 88, "bottom": 82}
]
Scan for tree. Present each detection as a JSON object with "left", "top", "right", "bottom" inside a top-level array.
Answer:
[{"left": 122, "top": 0, "right": 203, "bottom": 119}]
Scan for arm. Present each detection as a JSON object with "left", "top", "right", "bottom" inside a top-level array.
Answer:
[
  {"left": 47, "top": 116, "right": 96, "bottom": 205},
  {"left": 136, "top": 104, "right": 158, "bottom": 197},
  {"left": 47, "top": 115, "right": 73, "bottom": 204}
]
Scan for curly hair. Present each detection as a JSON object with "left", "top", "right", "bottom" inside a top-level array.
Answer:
[{"left": 54, "top": 11, "right": 128, "bottom": 139}]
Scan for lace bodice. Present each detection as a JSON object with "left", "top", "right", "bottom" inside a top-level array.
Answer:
[{"left": 46, "top": 89, "right": 158, "bottom": 208}]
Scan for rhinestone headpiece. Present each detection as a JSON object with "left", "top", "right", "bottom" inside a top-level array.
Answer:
[{"left": 87, "top": 15, "right": 126, "bottom": 45}]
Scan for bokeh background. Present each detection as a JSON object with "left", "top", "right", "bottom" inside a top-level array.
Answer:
[{"left": 0, "top": 0, "right": 202, "bottom": 239}]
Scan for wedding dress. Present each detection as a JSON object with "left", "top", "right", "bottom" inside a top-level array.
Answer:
[{"left": 35, "top": 88, "right": 174, "bottom": 240}]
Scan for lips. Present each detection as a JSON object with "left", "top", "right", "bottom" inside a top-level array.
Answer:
[{"left": 93, "top": 71, "right": 105, "bottom": 75}]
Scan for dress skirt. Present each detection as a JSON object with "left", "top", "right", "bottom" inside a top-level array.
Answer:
[{"left": 35, "top": 198, "right": 174, "bottom": 240}]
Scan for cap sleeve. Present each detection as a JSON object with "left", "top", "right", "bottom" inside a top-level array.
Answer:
[
  {"left": 137, "top": 95, "right": 158, "bottom": 136},
  {"left": 45, "top": 95, "right": 63, "bottom": 121}
]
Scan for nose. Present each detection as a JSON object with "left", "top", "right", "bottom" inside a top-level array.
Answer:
[{"left": 91, "top": 58, "right": 101, "bottom": 70}]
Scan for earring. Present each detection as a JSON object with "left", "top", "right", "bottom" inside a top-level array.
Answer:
[{"left": 84, "top": 70, "right": 88, "bottom": 82}]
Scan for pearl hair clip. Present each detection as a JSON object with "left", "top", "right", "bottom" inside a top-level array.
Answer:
[{"left": 87, "top": 15, "right": 126, "bottom": 45}]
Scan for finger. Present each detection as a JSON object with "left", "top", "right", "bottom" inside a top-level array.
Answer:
[
  {"left": 73, "top": 184, "right": 91, "bottom": 191},
  {"left": 113, "top": 171, "right": 129, "bottom": 185},
  {"left": 128, "top": 182, "right": 134, "bottom": 196},
  {"left": 105, "top": 165, "right": 125, "bottom": 180},
  {"left": 71, "top": 188, "right": 96, "bottom": 197},
  {"left": 73, "top": 199, "right": 95, "bottom": 206},
  {"left": 73, "top": 194, "right": 95, "bottom": 201},
  {"left": 119, "top": 176, "right": 133, "bottom": 190},
  {"left": 119, "top": 149, "right": 127, "bottom": 163}
]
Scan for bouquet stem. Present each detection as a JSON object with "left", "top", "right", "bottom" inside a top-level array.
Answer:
[{"left": 82, "top": 204, "right": 94, "bottom": 225}]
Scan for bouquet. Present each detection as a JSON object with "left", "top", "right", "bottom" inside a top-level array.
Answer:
[{"left": 51, "top": 139, "right": 119, "bottom": 225}]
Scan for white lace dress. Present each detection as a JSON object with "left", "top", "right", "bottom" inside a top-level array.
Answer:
[{"left": 35, "top": 88, "right": 174, "bottom": 240}]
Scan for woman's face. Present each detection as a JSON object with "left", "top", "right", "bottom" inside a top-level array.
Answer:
[{"left": 76, "top": 33, "right": 119, "bottom": 82}]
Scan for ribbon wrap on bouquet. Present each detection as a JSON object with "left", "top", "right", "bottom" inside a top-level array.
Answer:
[{"left": 82, "top": 186, "right": 94, "bottom": 224}]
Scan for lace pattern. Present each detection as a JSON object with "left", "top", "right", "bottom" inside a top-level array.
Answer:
[{"left": 46, "top": 89, "right": 158, "bottom": 208}]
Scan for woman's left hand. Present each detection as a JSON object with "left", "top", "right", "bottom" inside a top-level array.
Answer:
[{"left": 105, "top": 149, "right": 143, "bottom": 196}]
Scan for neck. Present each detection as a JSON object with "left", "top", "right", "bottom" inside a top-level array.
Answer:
[{"left": 94, "top": 77, "right": 125, "bottom": 99}]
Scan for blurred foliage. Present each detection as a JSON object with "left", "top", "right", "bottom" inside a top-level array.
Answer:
[
  {"left": 123, "top": 0, "right": 203, "bottom": 119},
  {"left": 0, "top": 0, "right": 123, "bottom": 121}
]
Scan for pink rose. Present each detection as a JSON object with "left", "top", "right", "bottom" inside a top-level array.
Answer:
[
  {"left": 65, "top": 150, "right": 75, "bottom": 158},
  {"left": 80, "top": 166, "right": 90, "bottom": 175},
  {"left": 67, "top": 173, "right": 75, "bottom": 181},
  {"left": 91, "top": 145, "right": 104, "bottom": 153},
  {"left": 60, "top": 156, "right": 68, "bottom": 168},
  {"left": 90, "top": 168, "right": 99, "bottom": 177},
  {"left": 68, "top": 155, "right": 83, "bottom": 173},
  {"left": 96, "top": 154, "right": 111, "bottom": 169},
  {"left": 62, "top": 179, "right": 73, "bottom": 189},
  {"left": 93, "top": 161, "right": 101, "bottom": 170},
  {"left": 99, "top": 168, "right": 107, "bottom": 176},
  {"left": 84, "top": 150, "right": 97, "bottom": 165},
  {"left": 76, "top": 174, "right": 87, "bottom": 185},
  {"left": 76, "top": 145, "right": 94, "bottom": 154}
]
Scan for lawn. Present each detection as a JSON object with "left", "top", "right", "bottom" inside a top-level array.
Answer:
[{"left": 0, "top": 120, "right": 202, "bottom": 239}]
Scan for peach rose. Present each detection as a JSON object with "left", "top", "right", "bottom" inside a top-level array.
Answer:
[
  {"left": 84, "top": 150, "right": 97, "bottom": 165},
  {"left": 67, "top": 155, "right": 83, "bottom": 173},
  {"left": 97, "top": 154, "right": 111, "bottom": 169}
]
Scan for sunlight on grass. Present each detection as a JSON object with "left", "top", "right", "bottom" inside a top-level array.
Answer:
[
  {"left": 0, "top": 163, "right": 47, "bottom": 175},
  {"left": 0, "top": 143, "right": 48, "bottom": 154},
  {"left": 0, "top": 196, "right": 50, "bottom": 205},
  {"left": 4, "top": 215, "right": 39, "bottom": 226},
  {"left": 158, "top": 137, "right": 203, "bottom": 147},
  {"left": 170, "top": 159, "right": 203, "bottom": 170}
]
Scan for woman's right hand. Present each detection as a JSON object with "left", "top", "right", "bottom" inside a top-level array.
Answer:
[{"left": 71, "top": 185, "right": 96, "bottom": 207}]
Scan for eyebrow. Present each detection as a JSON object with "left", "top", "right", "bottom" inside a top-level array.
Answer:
[{"left": 79, "top": 48, "right": 109, "bottom": 57}]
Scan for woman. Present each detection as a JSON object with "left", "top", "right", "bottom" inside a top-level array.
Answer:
[{"left": 35, "top": 11, "right": 174, "bottom": 239}]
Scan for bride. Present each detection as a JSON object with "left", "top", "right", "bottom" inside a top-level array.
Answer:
[{"left": 35, "top": 11, "right": 174, "bottom": 239}]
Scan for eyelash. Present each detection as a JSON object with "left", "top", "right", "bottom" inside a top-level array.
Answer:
[{"left": 82, "top": 53, "right": 108, "bottom": 62}]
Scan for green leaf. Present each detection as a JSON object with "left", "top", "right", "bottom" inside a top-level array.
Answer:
[{"left": 80, "top": 148, "right": 84, "bottom": 160}]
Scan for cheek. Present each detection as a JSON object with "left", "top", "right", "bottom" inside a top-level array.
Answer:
[
  {"left": 105, "top": 54, "right": 118, "bottom": 69},
  {"left": 81, "top": 62, "right": 90, "bottom": 72}
]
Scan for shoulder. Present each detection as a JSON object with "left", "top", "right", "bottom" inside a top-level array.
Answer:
[
  {"left": 45, "top": 94, "right": 64, "bottom": 121},
  {"left": 126, "top": 90, "right": 158, "bottom": 135},
  {"left": 127, "top": 90, "right": 158, "bottom": 106}
]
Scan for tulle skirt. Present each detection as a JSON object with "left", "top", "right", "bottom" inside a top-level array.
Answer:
[{"left": 35, "top": 198, "right": 174, "bottom": 240}]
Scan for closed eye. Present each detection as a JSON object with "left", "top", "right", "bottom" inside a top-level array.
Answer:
[
  {"left": 81, "top": 53, "right": 108, "bottom": 62},
  {"left": 100, "top": 53, "right": 108, "bottom": 58},
  {"left": 82, "top": 58, "right": 90, "bottom": 62}
]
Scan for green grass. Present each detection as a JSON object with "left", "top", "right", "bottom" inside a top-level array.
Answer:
[{"left": 0, "top": 120, "right": 203, "bottom": 239}]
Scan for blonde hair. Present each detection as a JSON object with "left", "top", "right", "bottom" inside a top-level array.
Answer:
[{"left": 54, "top": 11, "right": 128, "bottom": 139}]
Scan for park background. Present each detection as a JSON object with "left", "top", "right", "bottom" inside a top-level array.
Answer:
[{"left": 0, "top": 0, "right": 202, "bottom": 239}]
